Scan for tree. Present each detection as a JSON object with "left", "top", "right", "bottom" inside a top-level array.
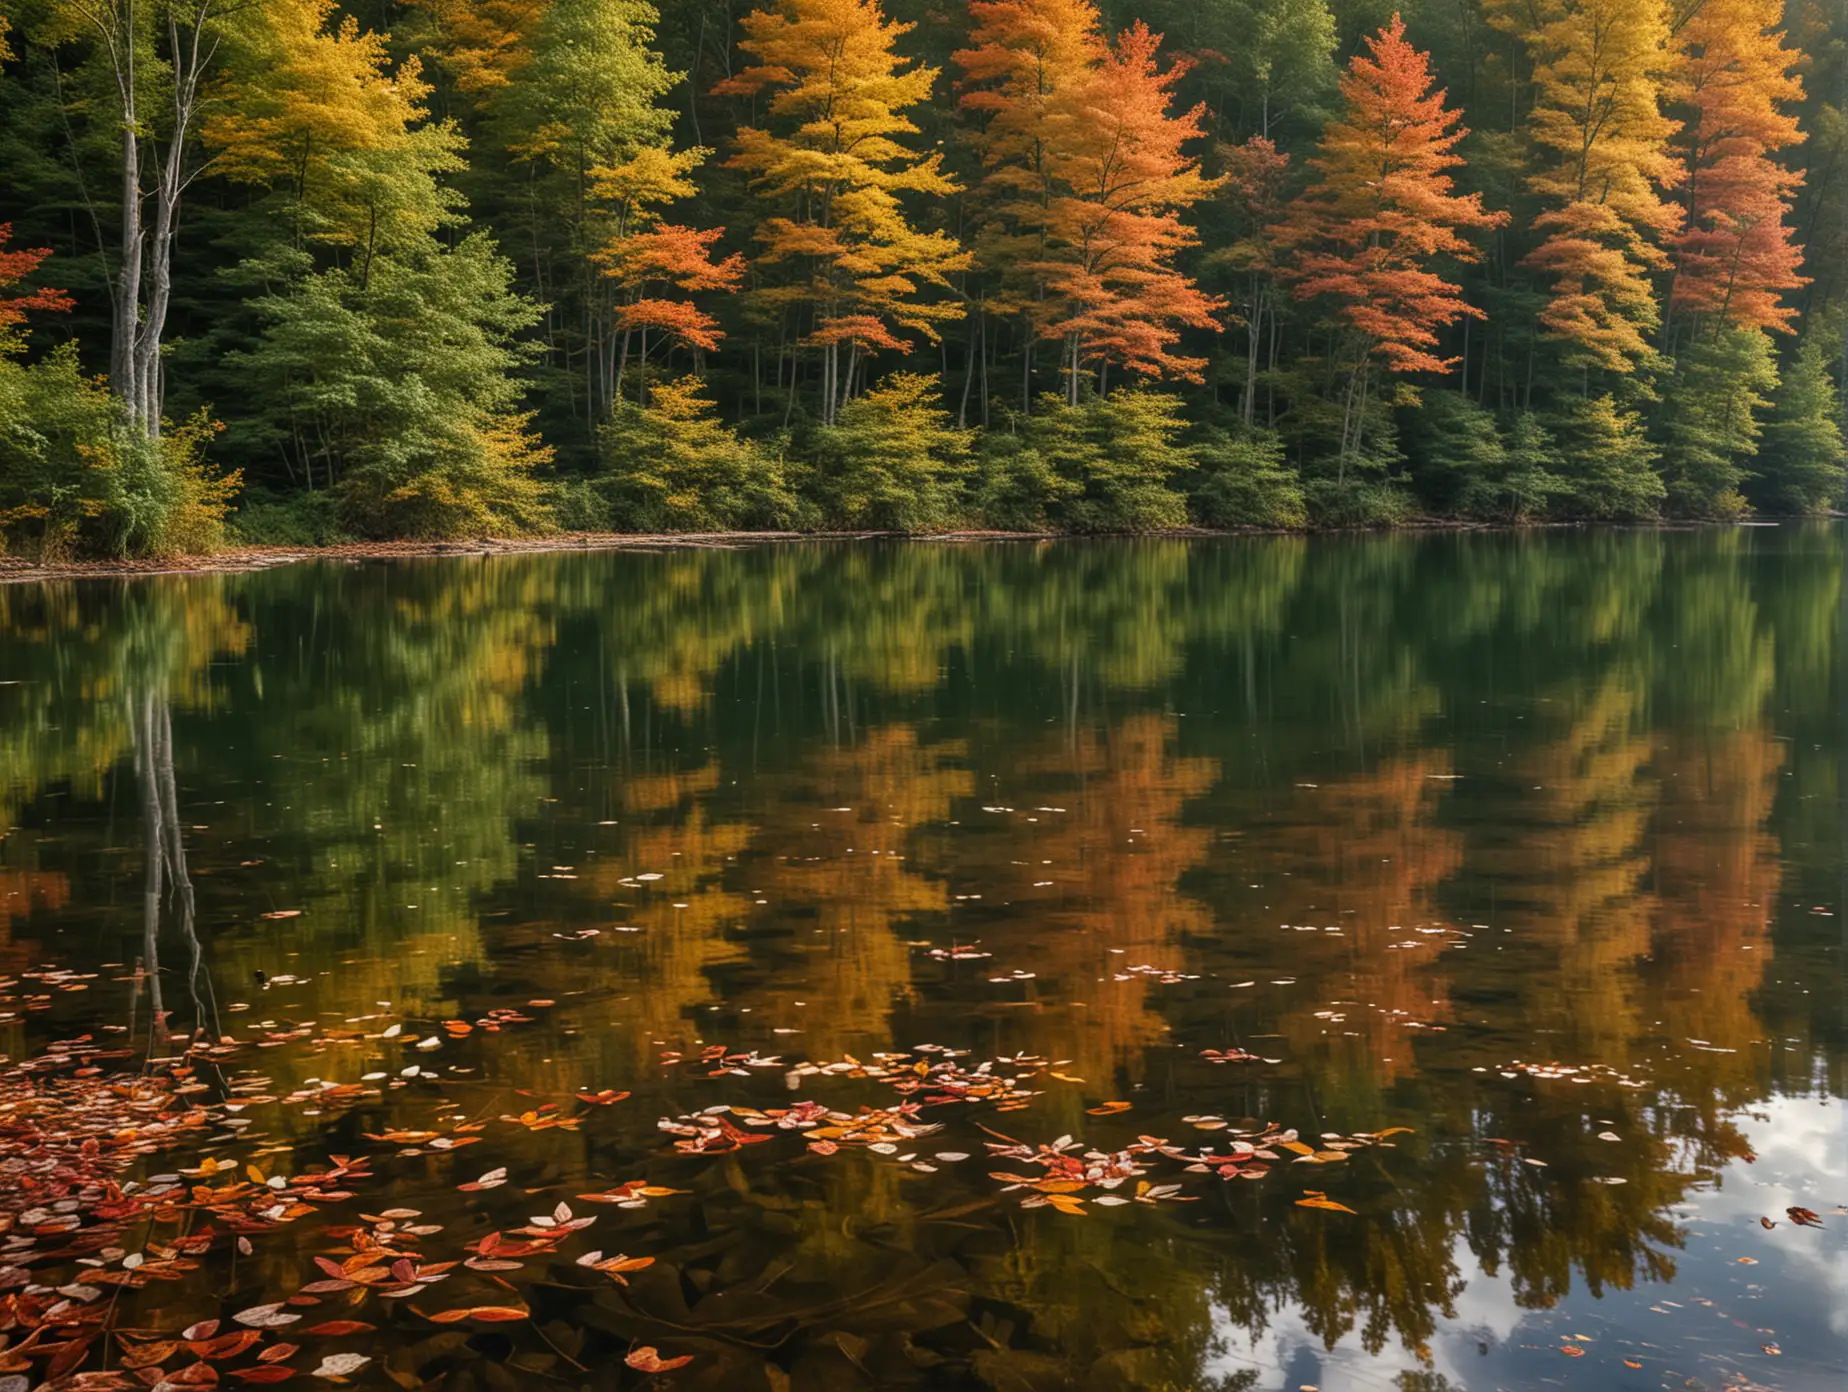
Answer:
[
  {"left": 1668, "top": 0, "right": 1808, "bottom": 338},
  {"left": 808, "top": 372, "right": 972, "bottom": 530},
  {"left": 1211, "top": 136, "right": 1291, "bottom": 428},
  {"left": 1279, "top": 15, "right": 1505, "bottom": 467},
  {"left": 33, "top": 0, "right": 245, "bottom": 434},
  {"left": 717, "top": 0, "right": 970, "bottom": 424},
  {"left": 1493, "top": 0, "right": 1682, "bottom": 372},
  {"left": 597, "top": 375, "right": 798, "bottom": 529},
  {"left": 589, "top": 145, "right": 745, "bottom": 408},
  {"left": 1550, "top": 392, "right": 1666, "bottom": 517},
  {"left": 600, "top": 223, "right": 745, "bottom": 403},
  {"left": 1753, "top": 338, "right": 1846, "bottom": 513},
  {"left": 206, "top": 0, "right": 463, "bottom": 264},
  {"left": 1657, "top": 325, "right": 1777, "bottom": 516},
  {"left": 1036, "top": 21, "right": 1226, "bottom": 402},
  {"left": 490, "top": 0, "right": 682, "bottom": 428},
  {"left": 232, "top": 234, "right": 549, "bottom": 537},
  {"left": 954, "top": 0, "right": 1108, "bottom": 410}
]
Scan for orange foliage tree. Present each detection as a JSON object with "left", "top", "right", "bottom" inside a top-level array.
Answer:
[
  {"left": 1278, "top": 16, "right": 1505, "bottom": 464},
  {"left": 715, "top": 0, "right": 969, "bottom": 425},
  {"left": 592, "top": 148, "right": 746, "bottom": 405},
  {"left": 954, "top": 0, "right": 1107, "bottom": 409},
  {"left": 1668, "top": 0, "right": 1808, "bottom": 337},
  {"left": 1034, "top": 21, "right": 1225, "bottom": 403}
]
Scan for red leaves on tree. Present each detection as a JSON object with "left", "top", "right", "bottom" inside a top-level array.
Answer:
[
  {"left": 0, "top": 226, "right": 75, "bottom": 332},
  {"left": 1277, "top": 15, "right": 1504, "bottom": 377},
  {"left": 1670, "top": 0, "right": 1809, "bottom": 333}
]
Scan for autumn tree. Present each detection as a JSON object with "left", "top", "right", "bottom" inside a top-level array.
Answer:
[
  {"left": 490, "top": 0, "right": 682, "bottom": 430},
  {"left": 954, "top": 0, "right": 1107, "bottom": 411},
  {"left": 1492, "top": 0, "right": 1682, "bottom": 373},
  {"left": 0, "top": 227, "right": 73, "bottom": 335},
  {"left": 1033, "top": 22, "right": 1225, "bottom": 403},
  {"left": 207, "top": 0, "right": 463, "bottom": 265},
  {"left": 1668, "top": 0, "right": 1808, "bottom": 338},
  {"left": 1279, "top": 16, "right": 1505, "bottom": 468},
  {"left": 406, "top": 0, "right": 550, "bottom": 102},
  {"left": 600, "top": 222, "right": 745, "bottom": 405},
  {"left": 589, "top": 147, "right": 744, "bottom": 409},
  {"left": 716, "top": 0, "right": 970, "bottom": 424}
]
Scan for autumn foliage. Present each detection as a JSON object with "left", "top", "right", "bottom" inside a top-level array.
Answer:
[
  {"left": 1280, "top": 16, "right": 1504, "bottom": 377},
  {"left": 717, "top": 0, "right": 970, "bottom": 422},
  {"left": 1670, "top": 0, "right": 1809, "bottom": 334},
  {"left": 0, "top": 226, "right": 73, "bottom": 334},
  {"left": 1496, "top": 0, "right": 1685, "bottom": 370}
]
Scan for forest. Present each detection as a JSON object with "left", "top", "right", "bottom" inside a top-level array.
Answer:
[{"left": 1, "top": 0, "right": 1846, "bottom": 553}]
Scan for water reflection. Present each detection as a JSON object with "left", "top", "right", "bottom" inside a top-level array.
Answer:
[{"left": 2, "top": 532, "right": 1846, "bottom": 1387}]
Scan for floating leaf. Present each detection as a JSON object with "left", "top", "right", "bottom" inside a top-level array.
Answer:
[
  {"left": 625, "top": 1348, "right": 694, "bottom": 1373},
  {"left": 1295, "top": 1194, "right": 1356, "bottom": 1215},
  {"left": 427, "top": 1306, "right": 529, "bottom": 1324},
  {"left": 234, "top": 1304, "right": 302, "bottom": 1329},
  {"left": 311, "top": 1354, "right": 370, "bottom": 1379},
  {"left": 300, "top": 1323, "right": 374, "bottom": 1338}
]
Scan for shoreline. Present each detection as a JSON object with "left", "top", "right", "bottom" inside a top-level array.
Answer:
[{"left": 0, "top": 518, "right": 1815, "bottom": 585}]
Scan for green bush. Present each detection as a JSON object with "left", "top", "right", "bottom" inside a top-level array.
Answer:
[
  {"left": 1188, "top": 430, "right": 1306, "bottom": 528},
  {"left": 0, "top": 345, "right": 237, "bottom": 558},
  {"left": 975, "top": 390, "right": 1192, "bottom": 533},
  {"left": 597, "top": 376, "right": 799, "bottom": 531},
  {"left": 229, "top": 487, "right": 351, "bottom": 546}
]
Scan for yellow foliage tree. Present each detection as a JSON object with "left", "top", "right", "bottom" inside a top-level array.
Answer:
[
  {"left": 715, "top": 0, "right": 971, "bottom": 424},
  {"left": 206, "top": 0, "right": 464, "bottom": 264},
  {"left": 406, "top": 0, "right": 550, "bottom": 99},
  {"left": 1492, "top": 0, "right": 1682, "bottom": 372}
]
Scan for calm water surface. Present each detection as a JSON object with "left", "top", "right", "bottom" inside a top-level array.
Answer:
[{"left": 3, "top": 532, "right": 1847, "bottom": 1391}]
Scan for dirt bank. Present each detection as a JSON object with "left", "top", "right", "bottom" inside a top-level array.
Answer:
[{"left": 0, "top": 530, "right": 1054, "bottom": 585}]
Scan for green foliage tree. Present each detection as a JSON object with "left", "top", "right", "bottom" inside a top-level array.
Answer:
[
  {"left": 233, "top": 236, "right": 549, "bottom": 538},
  {"left": 1549, "top": 393, "right": 1666, "bottom": 519},
  {"left": 1753, "top": 338, "right": 1846, "bottom": 513},
  {"left": 1656, "top": 328, "right": 1778, "bottom": 518},
  {"left": 596, "top": 376, "right": 798, "bottom": 531}
]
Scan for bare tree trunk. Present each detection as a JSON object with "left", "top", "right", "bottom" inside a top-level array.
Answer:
[{"left": 84, "top": 0, "right": 224, "bottom": 436}]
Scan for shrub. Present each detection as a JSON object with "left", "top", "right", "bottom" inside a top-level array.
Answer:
[
  {"left": 806, "top": 373, "right": 971, "bottom": 531},
  {"left": 597, "top": 377, "right": 799, "bottom": 531},
  {"left": 1188, "top": 430, "right": 1307, "bottom": 528}
]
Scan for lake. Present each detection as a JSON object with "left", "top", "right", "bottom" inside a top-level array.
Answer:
[{"left": 2, "top": 531, "right": 1845, "bottom": 1391}]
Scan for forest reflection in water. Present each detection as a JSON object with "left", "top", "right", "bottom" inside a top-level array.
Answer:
[{"left": 1, "top": 531, "right": 1845, "bottom": 1390}]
